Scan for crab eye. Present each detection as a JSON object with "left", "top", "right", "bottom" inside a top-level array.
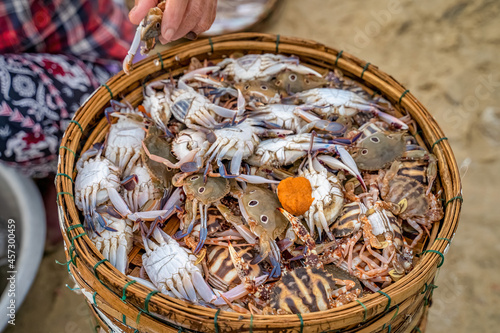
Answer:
[
  {"left": 361, "top": 149, "right": 369, "bottom": 155},
  {"left": 190, "top": 175, "right": 200, "bottom": 181},
  {"left": 289, "top": 74, "right": 297, "bottom": 81},
  {"left": 370, "top": 137, "right": 380, "bottom": 143},
  {"left": 305, "top": 79, "right": 310, "bottom": 84},
  {"left": 248, "top": 200, "right": 259, "bottom": 207},
  {"left": 261, "top": 85, "right": 268, "bottom": 90},
  {"left": 156, "top": 22, "right": 160, "bottom": 28},
  {"left": 260, "top": 215, "right": 268, "bottom": 223},
  {"left": 245, "top": 85, "right": 250, "bottom": 90},
  {"left": 198, "top": 187, "right": 205, "bottom": 193}
]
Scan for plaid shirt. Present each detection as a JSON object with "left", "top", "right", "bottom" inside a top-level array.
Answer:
[{"left": 0, "top": 0, "right": 135, "bottom": 62}]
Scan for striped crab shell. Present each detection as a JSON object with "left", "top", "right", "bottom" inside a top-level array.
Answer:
[
  {"left": 269, "top": 267, "right": 358, "bottom": 314},
  {"left": 330, "top": 202, "right": 367, "bottom": 238},
  {"left": 206, "top": 246, "right": 263, "bottom": 291}
]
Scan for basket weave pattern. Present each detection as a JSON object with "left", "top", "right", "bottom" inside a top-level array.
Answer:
[{"left": 56, "top": 33, "right": 462, "bottom": 333}]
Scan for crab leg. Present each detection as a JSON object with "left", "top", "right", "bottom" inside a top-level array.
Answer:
[{"left": 194, "top": 204, "right": 209, "bottom": 254}]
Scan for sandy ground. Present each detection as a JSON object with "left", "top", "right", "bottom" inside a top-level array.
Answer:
[{"left": 6, "top": 0, "right": 500, "bottom": 332}]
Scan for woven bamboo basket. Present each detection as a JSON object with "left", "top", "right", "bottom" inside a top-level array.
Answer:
[{"left": 56, "top": 33, "right": 462, "bottom": 333}]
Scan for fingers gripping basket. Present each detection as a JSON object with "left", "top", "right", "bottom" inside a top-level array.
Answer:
[{"left": 56, "top": 33, "right": 462, "bottom": 333}]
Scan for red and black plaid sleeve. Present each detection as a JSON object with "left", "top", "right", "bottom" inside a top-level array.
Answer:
[{"left": 0, "top": 0, "right": 136, "bottom": 62}]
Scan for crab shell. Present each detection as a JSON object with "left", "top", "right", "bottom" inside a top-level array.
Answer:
[
  {"left": 352, "top": 132, "right": 406, "bottom": 171},
  {"left": 142, "top": 228, "right": 215, "bottom": 302},
  {"left": 140, "top": 126, "right": 178, "bottom": 186},
  {"left": 269, "top": 267, "right": 354, "bottom": 314},
  {"left": 234, "top": 80, "right": 281, "bottom": 104},
  {"left": 238, "top": 184, "right": 289, "bottom": 240},
  {"left": 331, "top": 202, "right": 366, "bottom": 238},
  {"left": 382, "top": 175, "right": 431, "bottom": 219},
  {"left": 74, "top": 154, "right": 121, "bottom": 213},
  {"left": 206, "top": 246, "right": 263, "bottom": 291},
  {"left": 273, "top": 69, "right": 327, "bottom": 94},
  {"left": 179, "top": 174, "right": 230, "bottom": 204}
]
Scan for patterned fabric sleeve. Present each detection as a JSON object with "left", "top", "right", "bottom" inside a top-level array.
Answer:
[{"left": 0, "top": 53, "right": 115, "bottom": 178}]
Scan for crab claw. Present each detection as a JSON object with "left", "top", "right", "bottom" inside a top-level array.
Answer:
[
  {"left": 121, "top": 174, "right": 138, "bottom": 191},
  {"left": 279, "top": 208, "right": 323, "bottom": 269},
  {"left": 317, "top": 153, "right": 367, "bottom": 192},
  {"left": 296, "top": 108, "right": 347, "bottom": 137},
  {"left": 250, "top": 236, "right": 281, "bottom": 279},
  {"left": 122, "top": 23, "right": 144, "bottom": 74},
  {"left": 227, "top": 241, "right": 255, "bottom": 289},
  {"left": 92, "top": 211, "right": 118, "bottom": 236},
  {"left": 217, "top": 160, "right": 280, "bottom": 184},
  {"left": 371, "top": 109, "right": 409, "bottom": 130},
  {"left": 279, "top": 209, "right": 314, "bottom": 249}
]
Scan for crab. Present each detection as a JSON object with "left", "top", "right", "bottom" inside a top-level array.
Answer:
[
  {"left": 75, "top": 145, "right": 126, "bottom": 233},
  {"left": 170, "top": 128, "right": 210, "bottom": 171},
  {"left": 248, "top": 104, "right": 346, "bottom": 136},
  {"left": 215, "top": 53, "right": 322, "bottom": 82},
  {"left": 203, "top": 119, "right": 292, "bottom": 175},
  {"left": 122, "top": 1, "right": 165, "bottom": 74},
  {"left": 340, "top": 177, "right": 412, "bottom": 281},
  {"left": 396, "top": 135, "right": 438, "bottom": 195},
  {"left": 267, "top": 267, "right": 359, "bottom": 314},
  {"left": 330, "top": 202, "right": 366, "bottom": 238},
  {"left": 104, "top": 100, "right": 146, "bottom": 176},
  {"left": 133, "top": 227, "right": 216, "bottom": 303},
  {"left": 378, "top": 162, "right": 444, "bottom": 248},
  {"left": 234, "top": 80, "right": 282, "bottom": 105},
  {"left": 75, "top": 145, "right": 172, "bottom": 234},
  {"left": 169, "top": 82, "right": 242, "bottom": 129},
  {"left": 288, "top": 88, "right": 408, "bottom": 129},
  {"left": 217, "top": 182, "right": 290, "bottom": 279},
  {"left": 244, "top": 133, "right": 336, "bottom": 167},
  {"left": 172, "top": 173, "right": 232, "bottom": 253}
]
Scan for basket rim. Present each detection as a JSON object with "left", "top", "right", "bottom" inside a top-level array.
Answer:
[{"left": 57, "top": 32, "right": 462, "bottom": 331}]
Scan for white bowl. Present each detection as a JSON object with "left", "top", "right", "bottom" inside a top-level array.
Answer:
[{"left": 0, "top": 164, "right": 46, "bottom": 331}]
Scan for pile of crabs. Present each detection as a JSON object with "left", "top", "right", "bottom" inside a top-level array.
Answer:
[{"left": 74, "top": 53, "right": 444, "bottom": 315}]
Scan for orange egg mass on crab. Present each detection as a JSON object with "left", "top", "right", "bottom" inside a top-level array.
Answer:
[{"left": 277, "top": 177, "right": 314, "bottom": 216}]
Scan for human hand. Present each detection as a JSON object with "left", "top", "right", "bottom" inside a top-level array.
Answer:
[{"left": 129, "top": 0, "right": 217, "bottom": 43}]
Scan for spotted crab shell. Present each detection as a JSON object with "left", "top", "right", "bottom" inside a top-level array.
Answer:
[{"left": 352, "top": 132, "right": 406, "bottom": 170}]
